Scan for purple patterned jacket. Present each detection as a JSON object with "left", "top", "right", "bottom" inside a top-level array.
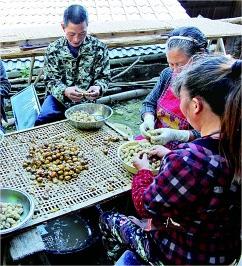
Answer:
[{"left": 132, "top": 136, "right": 241, "bottom": 265}]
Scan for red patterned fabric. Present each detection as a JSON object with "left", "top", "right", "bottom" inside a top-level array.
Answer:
[
  {"left": 156, "top": 82, "right": 190, "bottom": 130},
  {"left": 132, "top": 169, "right": 154, "bottom": 218}
]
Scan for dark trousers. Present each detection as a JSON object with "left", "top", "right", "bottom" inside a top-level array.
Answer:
[
  {"left": 34, "top": 95, "right": 66, "bottom": 126},
  {"left": 99, "top": 212, "right": 164, "bottom": 265},
  {"left": 1, "top": 98, "right": 6, "bottom": 133}
]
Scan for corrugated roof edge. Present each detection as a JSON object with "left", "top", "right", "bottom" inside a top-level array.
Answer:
[{"left": 3, "top": 44, "right": 165, "bottom": 72}]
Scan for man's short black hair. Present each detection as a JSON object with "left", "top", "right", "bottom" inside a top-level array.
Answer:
[{"left": 63, "top": 5, "right": 88, "bottom": 26}]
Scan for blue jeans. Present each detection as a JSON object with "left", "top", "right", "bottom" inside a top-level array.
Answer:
[{"left": 35, "top": 95, "right": 66, "bottom": 126}]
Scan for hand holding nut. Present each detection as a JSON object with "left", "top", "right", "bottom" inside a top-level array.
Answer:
[{"left": 64, "top": 86, "right": 85, "bottom": 102}]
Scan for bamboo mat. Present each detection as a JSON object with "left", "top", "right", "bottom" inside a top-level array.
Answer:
[{"left": 0, "top": 120, "right": 132, "bottom": 230}]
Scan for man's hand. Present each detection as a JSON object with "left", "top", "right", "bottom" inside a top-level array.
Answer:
[
  {"left": 85, "top": 86, "right": 101, "bottom": 100},
  {"left": 133, "top": 153, "right": 151, "bottom": 171},
  {"left": 139, "top": 113, "right": 155, "bottom": 138},
  {"left": 64, "top": 86, "right": 85, "bottom": 102},
  {"left": 149, "top": 128, "right": 190, "bottom": 145}
]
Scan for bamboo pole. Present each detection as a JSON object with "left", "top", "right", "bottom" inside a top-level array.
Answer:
[
  {"left": 111, "top": 57, "right": 141, "bottom": 81},
  {"left": 97, "top": 89, "right": 150, "bottom": 104},
  {"left": 8, "top": 75, "right": 43, "bottom": 84},
  {"left": 110, "top": 53, "right": 166, "bottom": 67},
  {"left": 219, "top": 17, "right": 242, "bottom": 25},
  {"left": 109, "top": 77, "right": 158, "bottom": 87},
  {"left": 105, "top": 87, "right": 123, "bottom": 95},
  {"left": 8, "top": 77, "right": 32, "bottom": 84},
  {"left": 33, "top": 68, "right": 44, "bottom": 86},
  {"left": 27, "top": 56, "right": 35, "bottom": 85},
  {"left": 10, "top": 83, "right": 45, "bottom": 89}
]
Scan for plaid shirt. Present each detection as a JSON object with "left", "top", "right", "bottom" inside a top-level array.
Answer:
[{"left": 132, "top": 137, "right": 241, "bottom": 265}]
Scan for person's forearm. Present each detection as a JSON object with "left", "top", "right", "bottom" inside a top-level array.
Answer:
[
  {"left": 140, "top": 89, "right": 159, "bottom": 119},
  {"left": 93, "top": 79, "right": 109, "bottom": 96},
  {"left": 132, "top": 169, "right": 154, "bottom": 218},
  {"left": 47, "top": 80, "right": 67, "bottom": 103},
  {"left": 141, "top": 104, "right": 156, "bottom": 120}
]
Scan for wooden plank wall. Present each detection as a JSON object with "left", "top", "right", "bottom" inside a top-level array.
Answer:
[{"left": 1, "top": 18, "right": 242, "bottom": 59}]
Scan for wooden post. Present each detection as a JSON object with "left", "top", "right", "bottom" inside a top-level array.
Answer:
[
  {"left": 216, "top": 38, "right": 226, "bottom": 55},
  {"left": 33, "top": 68, "right": 43, "bottom": 86},
  {"left": 28, "top": 56, "right": 35, "bottom": 85}
]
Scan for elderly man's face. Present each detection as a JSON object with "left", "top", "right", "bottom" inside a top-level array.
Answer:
[{"left": 62, "top": 21, "right": 88, "bottom": 47}]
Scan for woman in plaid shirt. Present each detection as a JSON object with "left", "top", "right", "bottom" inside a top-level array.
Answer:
[{"left": 100, "top": 56, "right": 241, "bottom": 265}]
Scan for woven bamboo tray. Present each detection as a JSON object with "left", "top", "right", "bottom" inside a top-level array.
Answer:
[{"left": 0, "top": 120, "right": 132, "bottom": 230}]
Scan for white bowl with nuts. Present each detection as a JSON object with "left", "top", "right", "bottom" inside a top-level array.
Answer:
[
  {"left": 65, "top": 103, "right": 113, "bottom": 130},
  {"left": 117, "top": 141, "right": 161, "bottom": 174}
]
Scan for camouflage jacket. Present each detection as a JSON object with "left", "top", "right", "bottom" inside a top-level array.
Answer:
[{"left": 44, "top": 36, "right": 110, "bottom": 107}]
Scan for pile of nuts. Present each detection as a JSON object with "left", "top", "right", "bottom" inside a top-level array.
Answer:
[
  {"left": 119, "top": 142, "right": 161, "bottom": 171},
  {"left": 23, "top": 137, "right": 88, "bottom": 183},
  {"left": 102, "top": 135, "right": 121, "bottom": 155},
  {"left": 69, "top": 111, "right": 96, "bottom": 123},
  {"left": 0, "top": 202, "right": 23, "bottom": 230}
]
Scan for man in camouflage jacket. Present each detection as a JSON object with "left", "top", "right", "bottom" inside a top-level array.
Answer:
[{"left": 35, "top": 4, "right": 110, "bottom": 126}]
